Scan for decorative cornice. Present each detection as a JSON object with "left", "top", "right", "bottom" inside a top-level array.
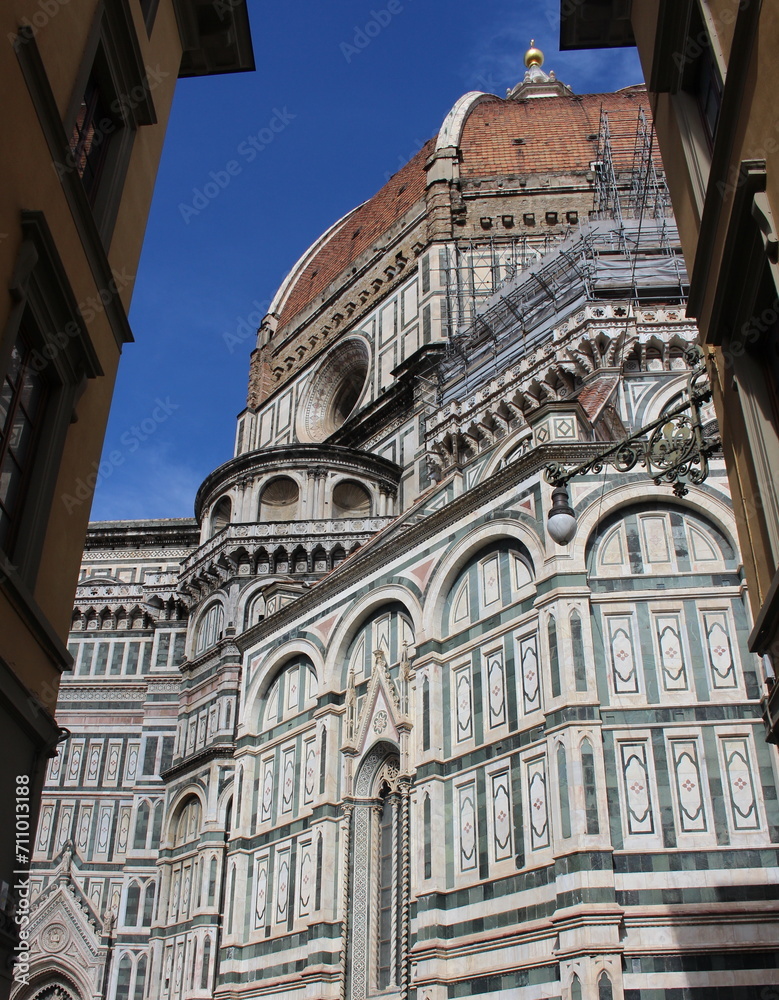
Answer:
[
  {"left": 194, "top": 444, "right": 402, "bottom": 520},
  {"left": 162, "top": 743, "right": 236, "bottom": 782}
]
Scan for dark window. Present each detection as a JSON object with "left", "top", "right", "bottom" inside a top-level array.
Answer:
[
  {"left": 548, "top": 615, "right": 561, "bottom": 698},
  {"left": 315, "top": 834, "right": 323, "bottom": 911},
  {"left": 423, "top": 794, "right": 432, "bottom": 879},
  {"left": 377, "top": 791, "right": 395, "bottom": 989},
  {"left": 201, "top": 938, "right": 211, "bottom": 990},
  {"left": 582, "top": 740, "right": 600, "bottom": 835},
  {"left": 125, "top": 881, "right": 141, "bottom": 925},
  {"left": 208, "top": 856, "right": 217, "bottom": 906},
  {"left": 64, "top": 21, "right": 155, "bottom": 244},
  {"left": 69, "top": 70, "right": 119, "bottom": 202},
  {"left": 134, "top": 955, "right": 148, "bottom": 1000},
  {"left": 422, "top": 675, "right": 430, "bottom": 750},
  {"left": 139, "top": 0, "right": 160, "bottom": 34},
  {"left": 694, "top": 45, "right": 722, "bottom": 146},
  {"left": 0, "top": 327, "right": 48, "bottom": 553},
  {"left": 134, "top": 801, "right": 150, "bottom": 850},
  {"left": 142, "top": 883, "right": 155, "bottom": 926},
  {"left": 141, "top": 736, "right": 158, "bottom": 775},
  {"left": 319, "top": 728, "right": 327, "bottom": 795},
  {"left": 571, "top": 610, "right": 588, "bottom": 692},
  {"left": 683, "top": 3, "right": 722, "bottom": 148}
]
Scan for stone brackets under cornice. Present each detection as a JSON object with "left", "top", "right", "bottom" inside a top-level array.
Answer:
[{"left": 426, "top": 303, "right": 699, "bottom": 474}]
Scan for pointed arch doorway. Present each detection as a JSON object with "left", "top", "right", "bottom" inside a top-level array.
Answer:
[{"left": 345, "top": 743, "right": 410, "bottom": 1000}]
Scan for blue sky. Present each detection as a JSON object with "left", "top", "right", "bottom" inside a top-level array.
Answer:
[{"left": 89, "top": 0, "right": 643, "bottom": 521}]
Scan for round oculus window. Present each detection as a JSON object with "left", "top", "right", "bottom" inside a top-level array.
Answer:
[{"left": 297, "top": 338, "right": 370, "bottom": 442}]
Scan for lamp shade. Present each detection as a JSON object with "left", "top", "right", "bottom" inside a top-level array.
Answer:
[{"left": 547, "top": 486, "right": 577, "bottom": 545}]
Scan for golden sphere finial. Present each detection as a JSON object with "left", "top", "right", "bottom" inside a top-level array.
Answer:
[{"left": 524, "top": 40, "right": 544, "bottom": 69}]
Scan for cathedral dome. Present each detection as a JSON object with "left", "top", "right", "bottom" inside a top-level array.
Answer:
[
  {"left": 265, "top": 83, "right": 647, "bottom": 340},
  {"left": 456, "top": 87, "right": 645, "bottom": 177},
  {"left": 271, "top": 140, "right": 434, "bottom": 331}
]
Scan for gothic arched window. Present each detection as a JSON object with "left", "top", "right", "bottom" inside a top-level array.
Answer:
[
  {"left": 124, "top": 881, "right": 141, "bottom": 925},
  {"left": 582, "top": 738, "right": 600, "bottom": 835},
  {"left": 570, "top": 609, "right": 587, "bottom": 692},
  {"left": 134, "top": 800, "right": 150, "bottom": 850},
  {"left": 134, "top": 955, "right": 147, "bottom": 1000},
  {"left": 557, "top": 743, "right": 571, "bottom": 838},
  {"left": 201, "top": 937, "right": 212, "bottom": 990},
  {"left": 195, "top": 603, "right": 224, "bottom": 655},
  {"left": 548, "top": 614, "right": 561, "bottom": 699}
]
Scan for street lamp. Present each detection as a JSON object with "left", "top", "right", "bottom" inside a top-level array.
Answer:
[
  {"left": 544, "top": 346, "right": 720, "bottom": 545},
  {"left": 547, "top": 485, "right": 578, "bottom": 544}
]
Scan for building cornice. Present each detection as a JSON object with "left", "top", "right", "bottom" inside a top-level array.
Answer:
[{"left": 194, "top": 445, "right": 402, "bottom": 520}]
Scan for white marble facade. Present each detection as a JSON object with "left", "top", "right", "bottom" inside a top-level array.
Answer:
[{"left": 16, "top": 61, "right": 779, "bottom": 1000}]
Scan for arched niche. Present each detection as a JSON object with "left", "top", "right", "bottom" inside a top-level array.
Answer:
[
  {"left": 258, "top": 654, "right": 319, "bottom": 732},
  {"left": 343, "top": 601, "right": 415, "bottom": 687},
  {"left": 193, "top": 602, "right": 224, "bottom": 656},
  {"left": 331, "top": 479, "right": 372, "bottom": 517},
  {"left": 166, "top": 790, "right": 205, "bottom": 848},
  {"left": 585, "top": 501, "right": 736, "bottom": 580},
  {"left": 209, "top": 495, "right": 232, "bottom": 537},
  {"left": 259, "top": 475, "right": 300, "bottom": 522},
  {"left": 443, "top": 538, "right": 534, "bottom": 634},
  {"left": 424, "top": 521, "right": 544, "bottom": 640}
]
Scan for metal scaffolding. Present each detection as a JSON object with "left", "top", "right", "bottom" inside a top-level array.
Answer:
[
  {"left": 439, "top": 106, "right": 684, "bottom": 389},
  {"left": 440, "top": 216, "right": 688, "bottom": 392},
  {"left": 593, "top": 106, "right": 624, "bottom": 223},
  {"left": 629, "top": 107, "right": 671, "bottom": 220}
]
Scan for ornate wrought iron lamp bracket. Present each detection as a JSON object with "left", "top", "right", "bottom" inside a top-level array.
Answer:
[{"left": 544, "top": 346, "right": 720, "bottom": 499}]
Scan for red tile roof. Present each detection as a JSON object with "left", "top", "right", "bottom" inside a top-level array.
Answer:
[
  {"left": 276, "top": 139, "right": 435, "bottom": 329},
  {"left": 577, "top": 374, "right": 619, "bottom": 420},
  {"left": 276, "top": 86, "right": 652, "bottom": 331},
  {"left": 459, "top": 88, "right": 648, "bottom": 177}
]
